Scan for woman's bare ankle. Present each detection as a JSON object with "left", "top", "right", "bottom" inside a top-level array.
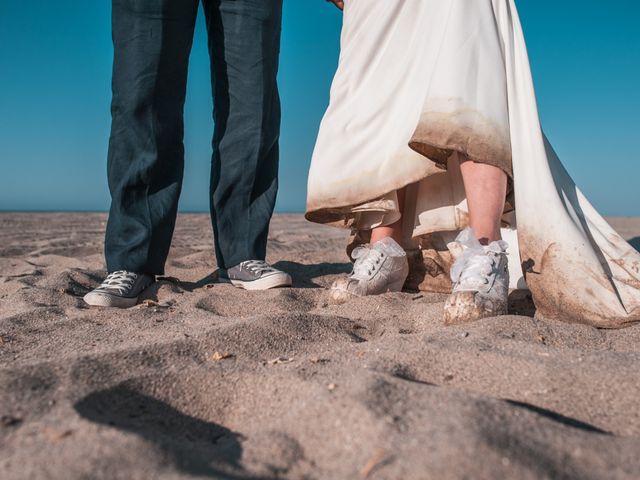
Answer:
[
  {"left": 471, "top": 227, "right": 502, "bottom": 245},
  {"left": 370, "top": 223, "right": 403, "bottom": 245}
]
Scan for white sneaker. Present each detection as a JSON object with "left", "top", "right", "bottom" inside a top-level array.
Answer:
[
  {"left": 444, "top": 229, "right": 509, "bottom": 324},
  {"left": 330, "top": 237, "right": 409, "bottom": 303}
]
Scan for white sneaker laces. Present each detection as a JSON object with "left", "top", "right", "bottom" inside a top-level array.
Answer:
[
  {"left": 454, "top": 254, "right": 496, "bottom": 289},
  {"left": 449, "top": 229, "right": 508, "bottom": 291},
  {"left": 100, "top": 271, "right": 138, "bottom": 295},
  {"left": 241, "top": 260, "right": 276, "bottom": 275},
  {"left": 351, "top": 247, "right": 384, "bottom": 280}
]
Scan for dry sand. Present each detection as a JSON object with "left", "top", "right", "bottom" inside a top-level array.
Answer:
[{"left": 1, "top": 213, "right": 640, "bottom": 480}]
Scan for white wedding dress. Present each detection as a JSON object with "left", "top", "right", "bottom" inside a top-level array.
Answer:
[{"left": 306, "top": 0, "right": 640, "bottom": 328}]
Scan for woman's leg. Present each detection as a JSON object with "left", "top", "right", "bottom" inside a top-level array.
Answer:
[
  {"left": 459, "top": 159, "right": 507, "bottom": 244},
  {"left": 443, "top": 157, "right": 509, "bottom": 324},
  {"left": 330, "top": 187, "right": 409, "bottom": 302},
  {"left": 370, "top": 188, "right": 406, "bottom": 244}
]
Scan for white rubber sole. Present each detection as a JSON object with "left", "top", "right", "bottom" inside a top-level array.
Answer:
[
  {"left": 329, "top": 275, "right": 407, "bottom": 304},
  {"left": 228, "top": 272, "right": 292, "bottom": 291},
  {"left": 83, "top": 291, "right": 139, "bottom": 308}
]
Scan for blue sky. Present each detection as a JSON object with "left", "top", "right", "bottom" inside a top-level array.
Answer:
[{"left": 0, "top": 0, "right": 638, "bottom": 215}]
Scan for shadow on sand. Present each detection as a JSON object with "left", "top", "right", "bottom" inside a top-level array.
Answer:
[
  {"left": 272, "top": 260, "right": 352, "bottom": 288},
  {"left": 74, "top": 384, "right": 274, "bottom": 479},
  {"left": 148, "top": 261, "right": 352, "bottom": 293}
]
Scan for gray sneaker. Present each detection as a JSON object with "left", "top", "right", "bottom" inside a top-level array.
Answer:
[
  {"left": 330, "top": 237, "right": 409, "bottom": 304},
  {"left": 444, "top": 229, "right": 509, "bottom": 325},
  {"left": 83, "top": 271, "right": 155, "bottom": 308},
  {"left": 221, "top": 260, "right": 292, "bottom": 290}
]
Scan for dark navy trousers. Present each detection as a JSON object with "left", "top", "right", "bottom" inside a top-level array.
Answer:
[{"left": 105, "top": 0, "right": 282, "bottom": 274}]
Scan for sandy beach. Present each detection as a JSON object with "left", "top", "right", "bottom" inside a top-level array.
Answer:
[{"left": 1, "top": 212, "right": 640, "bottom": 479}]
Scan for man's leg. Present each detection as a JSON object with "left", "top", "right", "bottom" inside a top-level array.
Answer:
[
  {"left": 203, "top": 0, "right": 283, "bottom": 270},
  {"left": 105, "top": 0, "right": 199, "bottom": 275}
]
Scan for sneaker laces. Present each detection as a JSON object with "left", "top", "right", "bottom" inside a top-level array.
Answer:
[
  {"left": 240, "top": 260, "right": 276, "bottom": 275},
  {"left": 350, "top": 247, "right": 384, "bottom": 280},
  {"left": 453, "top": 253, "right": 497, "bottom": 289},
  {"left": 99, "top": 271, "right": 138, "bottom": 295}
]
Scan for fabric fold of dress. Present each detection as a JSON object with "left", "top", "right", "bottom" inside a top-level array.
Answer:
[{"left": 306, "top": 0, "right": 640, "bottom": 328}]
